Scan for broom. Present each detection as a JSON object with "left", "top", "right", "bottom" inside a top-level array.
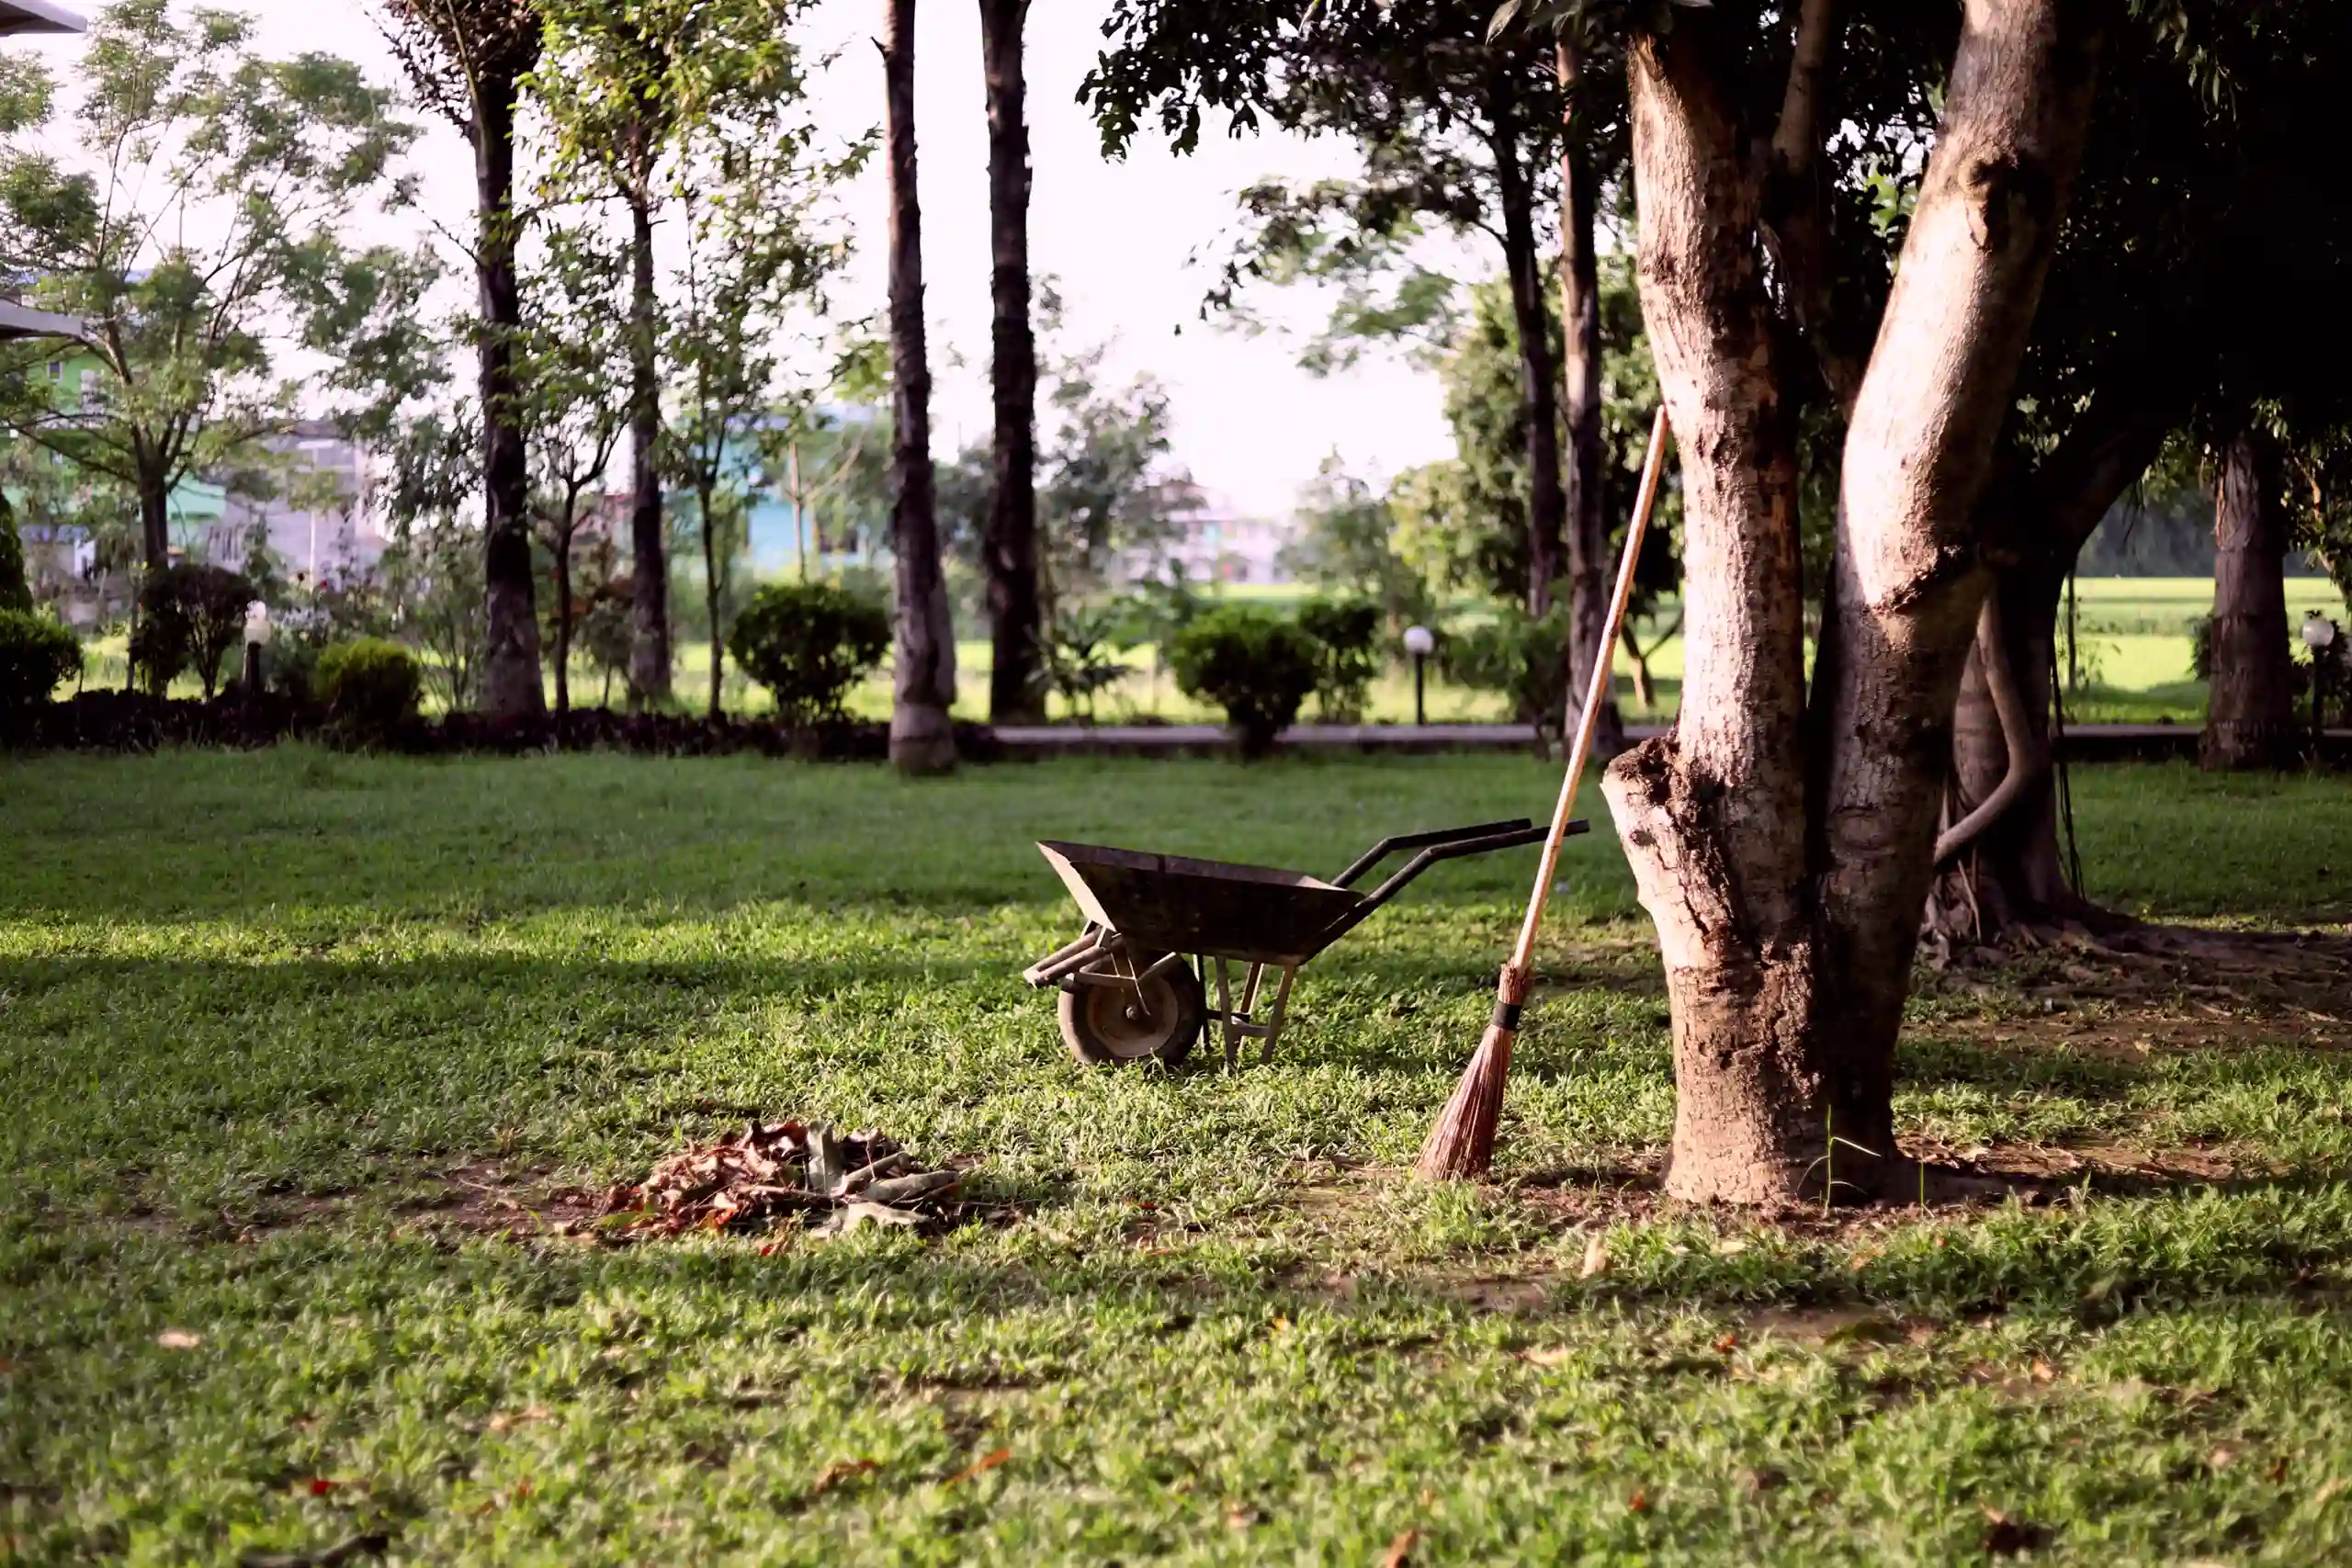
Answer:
[{"left": 1416, "top": 406, "right": 1671, "bottom": 1181}]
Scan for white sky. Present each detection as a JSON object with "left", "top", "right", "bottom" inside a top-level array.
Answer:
[{"left": 17, "top": 0, "right": 1458, "bottom": 518}]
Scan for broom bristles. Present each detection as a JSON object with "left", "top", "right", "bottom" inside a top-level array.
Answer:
[
  {"left": 1416, "top": 1023, "right": 1515, "bottom": 1180},
  {"left": 1416, "top": 964, "right": 1527, "bottom": 1181}
]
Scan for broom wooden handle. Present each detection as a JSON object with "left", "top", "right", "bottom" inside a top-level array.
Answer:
[{"left": 1508, "top": 405, "right": 1670, "bottom": 972}]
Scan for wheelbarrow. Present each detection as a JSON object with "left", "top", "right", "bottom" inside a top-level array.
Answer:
[{"left": 1021, "top": 818, "right": 1586, "bottom": 1067}]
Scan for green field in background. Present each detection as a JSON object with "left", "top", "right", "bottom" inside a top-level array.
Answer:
[{"left": 63, "top": 576, "right": 2349, "bottom": 726}]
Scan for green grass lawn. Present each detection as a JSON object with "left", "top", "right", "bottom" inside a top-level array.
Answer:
[{"left": 5, "top": 752, "right": 2352, "bottom": 1565}]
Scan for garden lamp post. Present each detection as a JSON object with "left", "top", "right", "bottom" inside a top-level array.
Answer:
[
  {"left": 2305, "top": 612, "right": 2337, "bottom": 759},
  {"left": 242, "top": 600, "right": 272, "bottom": 698},
  {"left": 1404, "top": 625, "right": 1435, "bottom": 728}
]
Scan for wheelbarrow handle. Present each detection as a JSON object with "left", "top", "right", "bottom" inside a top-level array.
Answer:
[
  {"left": 1330, "top": 818, "right": 1538, "bottom": 889},
  {"left": 1318, "top": 821, "right": 1583, "bottom": 949}
]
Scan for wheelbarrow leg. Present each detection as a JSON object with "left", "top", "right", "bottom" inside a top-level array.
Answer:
[
  {"left": 1258, "top": 965, "right": 1297, "bottom": 1065},
  {"left": 1214, "top": 956, "right": 1235, "bottom": 1067}
]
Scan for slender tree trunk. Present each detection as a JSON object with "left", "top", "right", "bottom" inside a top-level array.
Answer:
[
  {"left": 1602, "top": 0, "right": 2102, "bottom": 1205},
  {"left": 1621, "top": 620, "right": 1657, "bottom": 709},
  {"left": 553, "top": 524, "right": 574, "bottom": 717},
  {"left": 699, "top": 480, "right": 726, "bottom": 720},
  {"left": 1487, "top": 75, "right": 1566, "bottom": 617},
  {"left": 1555, "top": 39, "right": 1621, "bottom": 754},
  {"left": 884, "top": 0, "right": 957, "bottom": 774},
  {"left": 474, "top": 68, "right": 544, "bottom": 721},
  {"left": 625, "top": 188, "right": 672, "bottom": 711},
  {"left": 2202, "top": 430, "right": 2299, "bottom": 770},
  {"left": 979, "top": 0, "right": 1043, "bottom": 725}
]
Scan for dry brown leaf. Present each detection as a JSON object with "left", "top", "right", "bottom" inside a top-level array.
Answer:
[
  {"left": 945, "top": 1447, "right": 1011, "bottom": 1486},
  {"left": 810, "top": 1458, "right": 878, "bottom": 1495},
  {"left": 155, "top": 1329, "right": 203, "bottom": 1349},
  {"left": 486, "top": 1407, "right": 552, "bottom": 1435},
  {"left": 1380, "top": 1528, "right": 1419, "bottom": 1567}
]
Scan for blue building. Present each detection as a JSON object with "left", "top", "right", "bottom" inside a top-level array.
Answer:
[{"left": 673, "top": 404, "right": 885, "bottom": 582}]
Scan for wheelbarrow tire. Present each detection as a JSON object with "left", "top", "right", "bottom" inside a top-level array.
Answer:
[{"left": 1059, "top": 957, "right": 1205, "bottom": 1068}]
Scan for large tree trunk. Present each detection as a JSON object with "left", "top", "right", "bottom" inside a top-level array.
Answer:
[
  {"left": 474, "top": 67, "right": 544, "bottom": 722},
  {"left": 1555, "top": 39, "right": 1623, "bottom": 755},
  {"left": 980, "top": 0, "right": 1042, "bottom": 725},
  {"left": 625, "top": 188, "right": 672, "bottom": 711},
  {"left": 883, "top": 0, "right": 956, "bottom": 775},
  {"left": 2201, "top": 430, "right": 2299, "bottom": 770},
  {"left": 1601, "top": 0, "right": 2102, "bottom": 1206},
  {"left": 1487, "top": 73, "right": 1566, "bottom": 617}
]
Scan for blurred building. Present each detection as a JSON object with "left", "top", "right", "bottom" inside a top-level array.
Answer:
[{"left": 1145, "top": 494, "right": 1292, "bottom": 587}]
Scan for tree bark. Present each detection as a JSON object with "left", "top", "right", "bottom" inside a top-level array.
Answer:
[
  {"left": 625, "top": 188, "right": 672, "bottom": 711},
  {"left": 1487, "top": 72, "right": 1566, "bottom": 617},
  {"left": 1607, "top": 14, "right": 1817, "bottom": 1205},
  {"left": 980, "top": 0, "right": 1042, "bottom": 725},
  {"left": 1803, "top": 0, "right": 2101, "bottom": 1192},
  {"left": 2201, "top": 430, "right": 2299, "bottom": 770},
  {"left": 1602, "top": 0, "right": 2102, "bottom": 1206},
  {"left": 474, "top": 64, "right": 544, "bottom": 721},
  {"left": 883, "top": 0, "right": 956, "bottom": 774},
  {"left": 1555, "top": 39, "right": 1623, "bottom": 757}
]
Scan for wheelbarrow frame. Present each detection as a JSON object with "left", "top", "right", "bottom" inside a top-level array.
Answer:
[{"left": 1023, "top": 818, "right": 1585, "bottom": 1066}]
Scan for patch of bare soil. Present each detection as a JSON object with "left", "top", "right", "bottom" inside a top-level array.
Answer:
[
  {"left": 1922, "top": 923, "right": 2352, "bottom": 1034},
  {"left": 393, "top": 1161, "right": 604, "bottom": 1238}
]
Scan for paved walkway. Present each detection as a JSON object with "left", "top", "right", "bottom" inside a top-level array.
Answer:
[{"left": 990, "top": 721, "right": 2346, "bottom": 761}]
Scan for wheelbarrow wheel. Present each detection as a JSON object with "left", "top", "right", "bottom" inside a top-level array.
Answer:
[{"left": 1059, "top": 956, "right": 1205, "bottom": 1067}]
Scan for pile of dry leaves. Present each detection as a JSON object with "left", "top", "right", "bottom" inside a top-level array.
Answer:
[{"left": 596, "top": 1121, "right": 962, "bottom": 1241}]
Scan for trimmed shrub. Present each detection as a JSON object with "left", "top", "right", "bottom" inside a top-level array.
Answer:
[
  {"left": 726, "top": 581, "right": 891, "bottom": 725},
  {"left": 1295, "top": 597, "right": 1382, "bottom": 722},
  {"left": 1168, "top": 604, "right": 1320, "bottom": 757},
  {"left": 1442, "top": 606, "right": 1572, "bottom": 736},
  {"left": 316, "top": 637, "right": 422, "bottom": 744},
  {"left": 133, "top": 563, "right": 256, "bottom": 697},
  {"left": 0, "top": 608, "right": 82, "bottom": 713}
]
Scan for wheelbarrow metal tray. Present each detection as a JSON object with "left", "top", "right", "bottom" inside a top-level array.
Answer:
[{"left": 1035, "top": 840, "right": 1361, "bottom": 966}]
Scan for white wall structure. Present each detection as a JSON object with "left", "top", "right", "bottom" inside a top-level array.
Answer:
[
  {"left": 1142, "top": 495, "right": 1294, "bottom": 588},
  {"left": 206, "top": 423, "right": 389, "bottom": 582}
]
